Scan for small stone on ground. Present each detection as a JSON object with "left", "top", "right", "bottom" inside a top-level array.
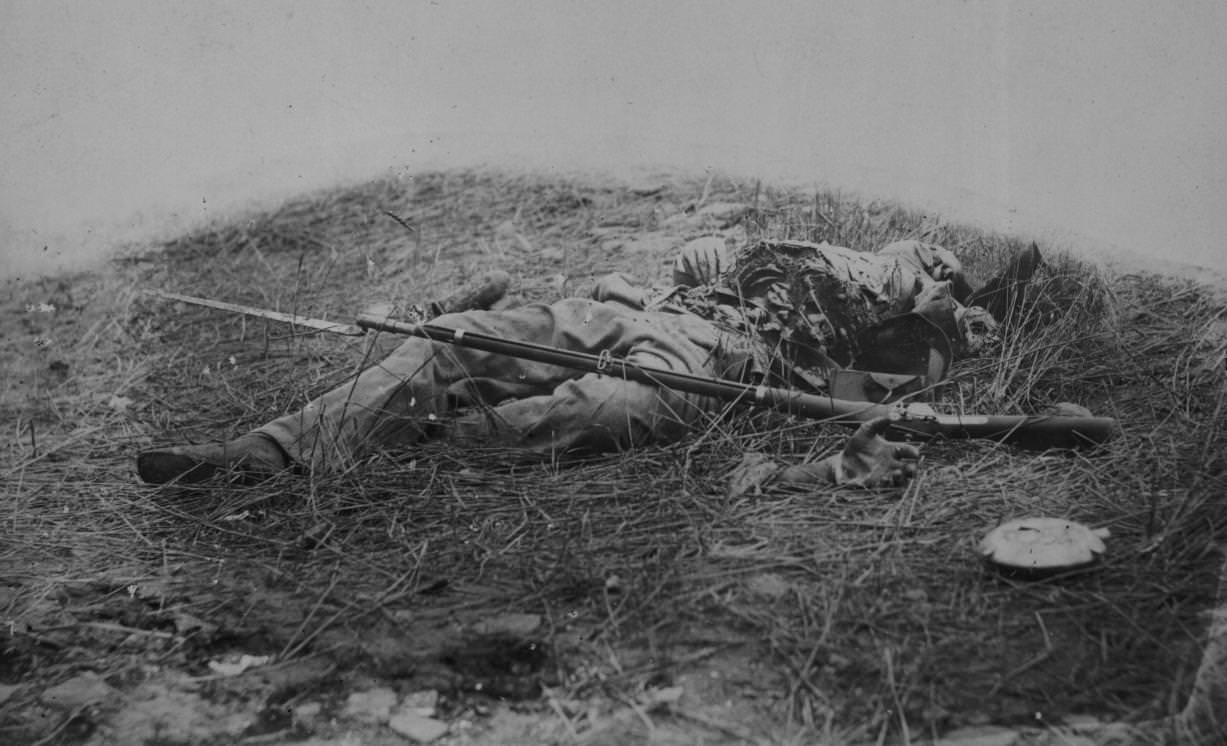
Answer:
[
  {"left": 40, "top": 672, "right": 115, "bottom": 710},
  {"left": 343, "top": 687, "right": 398, "bottom": 723},
  {"left": 388, "top": 711, "right": 449, "bottom": 743}
]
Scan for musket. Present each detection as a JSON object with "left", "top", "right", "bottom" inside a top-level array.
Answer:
[
  {"left": 145, "top": 289, "right": 1119, "bottom": 450},
  {"left": 353, "top": 313, "right": 1118, "bottom": 450}
]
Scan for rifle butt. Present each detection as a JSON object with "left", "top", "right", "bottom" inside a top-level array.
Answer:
[
  {"left": 887, "top": 413, "right": 1119, "bottom": 450},
  {"left": 763, "top": 392, "right": 1118, "bottom": 450}
]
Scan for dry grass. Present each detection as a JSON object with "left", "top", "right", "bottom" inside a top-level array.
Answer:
[{"left": 1, "top": 168, "right": 1225, "bottom": 744}]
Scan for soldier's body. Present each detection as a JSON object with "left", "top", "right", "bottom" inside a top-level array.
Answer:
[{"left": 137, "top": 238, "right": 1038, "bottom": 488}]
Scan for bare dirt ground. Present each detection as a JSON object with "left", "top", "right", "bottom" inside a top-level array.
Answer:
[{"left": 2, "top": 168, "right": 1225, "bottom": 745}]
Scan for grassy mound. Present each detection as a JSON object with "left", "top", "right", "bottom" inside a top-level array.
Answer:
[{"left": 2, "top": 168, "right": 1224, "bottom": 744}]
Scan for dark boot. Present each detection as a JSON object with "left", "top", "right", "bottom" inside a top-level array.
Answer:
[
  {"left": 137, "top": 433, "right": 289, "bottom": 485},
  {"left": 968, "top": 242, "right": 1043, "bottom": 325}
]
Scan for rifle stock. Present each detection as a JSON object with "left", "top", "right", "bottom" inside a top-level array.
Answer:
[
  {"left": 356, "top": 313, "right": 1118, "bottom": 450},
  {"left": 759, "top": 386, "right": 1116, "bottom": 449}
]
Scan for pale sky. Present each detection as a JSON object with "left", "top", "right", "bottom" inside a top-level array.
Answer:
[{"left": 3, "top": 1, "right": 1225, "bottom": 280}]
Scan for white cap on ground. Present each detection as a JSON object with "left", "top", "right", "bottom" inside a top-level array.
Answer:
[{"left": 980, "top": 517, "right": 1110, "bottom": 575}]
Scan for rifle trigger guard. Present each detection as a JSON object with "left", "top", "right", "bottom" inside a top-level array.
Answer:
[{"left": 596, "top": 349, "right": 613, "bottom": 372}]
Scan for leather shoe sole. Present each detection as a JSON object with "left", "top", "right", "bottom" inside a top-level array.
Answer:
[
  {"left": 137, "top": 449, "right": 225, "bottom": 484},
  {"left": 137, "top": 441, "right": 286, "bottom": 485}
]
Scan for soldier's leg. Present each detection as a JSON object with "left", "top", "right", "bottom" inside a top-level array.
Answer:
[
  {"left": 256, "top": 299, "right": 663, "bottom": 472},
  {"left": 449, "top": 311, "right": 725, "bottom": 456},
  {"left": 138, "top": 301, "right": 615, "bottom": 483},
  {"left": 449, "top": 370, "right": 718, "bottom": 456}
]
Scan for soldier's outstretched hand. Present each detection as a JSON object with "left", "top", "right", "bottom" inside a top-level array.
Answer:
[{"left": 838, "top": 416, "right": 920, "bottom": 487}]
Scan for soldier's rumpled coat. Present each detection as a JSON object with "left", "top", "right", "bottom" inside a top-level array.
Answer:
[{"left": 665, "top": 238, "right": 991, "bottom": 389}]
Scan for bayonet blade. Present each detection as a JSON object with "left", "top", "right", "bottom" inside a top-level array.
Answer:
[{"left": 146, "top": 289, "right": 366, "bottom": 336}]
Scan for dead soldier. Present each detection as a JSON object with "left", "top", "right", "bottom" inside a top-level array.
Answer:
[{"left": 136, "top": 237, "right": 1040, "bottom": 489}]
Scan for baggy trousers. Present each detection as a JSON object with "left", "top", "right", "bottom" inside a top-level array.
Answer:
[{"left": 257, "top": 299, "right": 730, "bottom": 472}]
